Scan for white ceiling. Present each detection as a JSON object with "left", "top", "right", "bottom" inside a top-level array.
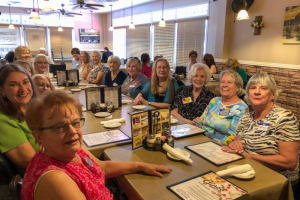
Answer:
[{"left": 0, "top": 0, "right": 159, "bottom": 13}]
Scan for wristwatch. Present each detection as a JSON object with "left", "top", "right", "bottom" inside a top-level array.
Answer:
[{"left": 148, "top": 101, "right": 151, "bottom": 105}]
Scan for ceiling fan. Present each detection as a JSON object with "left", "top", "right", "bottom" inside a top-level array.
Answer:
[
  {"left": 71, "top": 0, "right": 104, "bottom": 11},
  {"left": 43, "top": 3, "right": 82, "bottom": 17}
]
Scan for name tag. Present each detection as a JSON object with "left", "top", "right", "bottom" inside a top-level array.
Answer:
[
  {"left": 85, "top": 156, "right": 93, "bottom": 167},
  {"left": 219, "top": 108, "right": 230, "bottom": 116},
  {"left": 182, "top": 97, "right": 192, "bottom": 104},
  {"left": 113, "top": 83, "right": 118, "bottom": 86},
  {"left": 258, "top": 123, "right": 269, "bottom": 132},
  {"left": 130, "top": 85, "right": 135, "bottom": 88}
]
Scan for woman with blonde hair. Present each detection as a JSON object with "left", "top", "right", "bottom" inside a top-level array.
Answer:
[
  {"left": 133, "top": 58, "right": 179, "bottom": 108},
  {"left": 79, "top": 51, "right": 94, "bottom": 80},
  {"left": 226, "top": 58, "right": 247, "bottom": 82},
  {"left": 34, "top": 54, "right": 49, "bottom": 75},
  {"left": 32, "top": 74, "right": 55, "bottom": 96},
  {"left": 14, "top": 45, "right": 31, "bottom": 62}
]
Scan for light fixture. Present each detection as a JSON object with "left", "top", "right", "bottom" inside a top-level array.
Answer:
[
  {"left": 29, "top": 0, "right": 40, "bottom": 19},
  {"left": 58, "top": 13, "right": 63, "bottom": 32},
  {"left": 8, "top": 4, "right": 15, "bottom": 29},
  {"left": 90, "top": 10, "right": 95, "bottom": 32},
  {"left": 109, "top": 5, "right": 114, "bottom": 31},
  {"left": 158, "top": 0, "right": 166, "bottom": 27},
  {"left": 236, "top": 0, "right": 250, "bottom": 20},
  {"left": 129, "top": 0, "right": 135, "bottom": 29}
]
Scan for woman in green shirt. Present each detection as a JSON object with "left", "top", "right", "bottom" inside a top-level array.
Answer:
[
  {"left": 0, "top": 63, "right": 39, "bottom": 175},
  {"left": 226, "top": 58, "right": 248, "bottom": 82}
]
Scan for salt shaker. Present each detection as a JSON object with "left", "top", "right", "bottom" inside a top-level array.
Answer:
[
  {"left": 146, "top": 134, "right": 155, "bottom": 150},
  {"left": 166, "top": 135, "right": 174, "bottom": 147},
  {"left": 154, "top": 137, "right": 162, "bottom": 151}
]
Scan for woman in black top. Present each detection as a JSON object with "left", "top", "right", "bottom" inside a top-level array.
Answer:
[
  {"left": 102, "top": 47, "right": 113, "bottom": 63},
  {"left": 104, "top": 56, "right": 127, "bottom": 87}
]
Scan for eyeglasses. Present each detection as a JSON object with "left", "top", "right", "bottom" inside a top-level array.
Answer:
[
  {"left": 40, "top": 118, "right": 85, "bottom": 134},
  {"left": 157, "top": 66, "right": 167, "bottom": 70},
  {"left": 38, "top": 83, "right": 50, "bottom": 88},
  {"left": 37, "top": 62, "right": 48, "bottom": 65}
]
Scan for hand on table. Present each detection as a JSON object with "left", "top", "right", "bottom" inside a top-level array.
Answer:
[
  {"left": 193, "top": 117, "right": 201, "bottom": 124},
  {"left": 138, "top": 163, "right": 172, "bottom": 178},
  {"left": 221, "top": 140, "right": 245, "bottom": 154}
]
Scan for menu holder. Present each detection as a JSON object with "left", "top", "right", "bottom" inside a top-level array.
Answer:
[
  {"left": 57, "top": 70, "right": 67, "bottom": 86},
  {"left": 102, "top": 86, "right": 122, "bottom": 108},
  {"left": 85, "top": 87, "right": 101, "bottom": 111},
  {"left": 185, "top": 141, "right": 244, "bottom": 166},
  {"left": 130, "top": 107, "right": 170, "bottom": 150},
  {"left": 67, "top": 70, "right": 79, "bottom": 83},
  {"left": 167, "top": 171, "right": 247, "bottom": 200},
  {"left": 83, "top": 129, "right": 130, "bottom": 147},
  {"left": 171, "top": 124, "right": 205, "bottom": 139}
]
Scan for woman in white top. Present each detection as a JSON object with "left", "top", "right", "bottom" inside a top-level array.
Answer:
[{"left": 185, "top": 50, "right": 199, "bottom": 74}]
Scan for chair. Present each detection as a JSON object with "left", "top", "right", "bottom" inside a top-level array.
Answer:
[{"left": 0, "top": 152, "right": 18, "bottom": 185}]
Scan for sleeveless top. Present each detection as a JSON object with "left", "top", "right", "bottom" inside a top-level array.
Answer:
[{"left": 21, "top": 149, "right": 113, "bottom": 200}]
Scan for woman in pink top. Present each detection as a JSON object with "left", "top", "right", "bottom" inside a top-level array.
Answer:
[
  {"left": 141, "top": 53, "right": 152, "bottom": 78},
  {"left": 21, "top": 90, "right": 172, "bottom": 200}
]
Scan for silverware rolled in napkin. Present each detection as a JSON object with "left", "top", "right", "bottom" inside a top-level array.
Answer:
[
  {"left": 216, "top": 164, "right": 254, "bottom": 177},
  {"left": 162, "top": 143, "right": 193, "bottom": 164},
  {"left": 100, "top": 118, "right": 125, "bottom": 125}
]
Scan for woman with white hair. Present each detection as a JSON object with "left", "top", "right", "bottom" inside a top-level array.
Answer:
[
  {"left": 195, "top": 69, "right": 248, "bottom": 145},
  {"left": 34, "top": 54, "right": 49, "bottom": 75},
  {"left": 222, "top": 73, "right": 300, "bottom": 191},
  {"left": 171, "top": 63, "right": 215, "bottom": 124},
  {"left": 104, "top": 55, "right": 127, "bottom": 87},
  {"left": 86, "top": 51, "right": 109, "bottom": 84},
  {"left": 38, "top": 48, "right": 54, "bottom": 64}
]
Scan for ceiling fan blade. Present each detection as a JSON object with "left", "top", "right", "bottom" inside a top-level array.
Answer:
[
  {"left": 86, "top": 6, "right": 98, "bottom": 10},
  {"left": 65, "top": 14, "right": 75, "bottom": 17},
  {"left": 43, "top": 12, "right": 60, "bottom": 15},
  {"left": 86, "top": 4, "right": 104, "bottom": 7},
  {"left": 71, "top": 5, "right": 80, "bottom": 10},
  {"left": 66, "top": 12, "right": 82, "bottom": 16}
]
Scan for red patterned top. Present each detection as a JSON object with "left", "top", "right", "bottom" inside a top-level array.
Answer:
[{"left": 21, "top": 149, "right": 113, "bottom": 200}]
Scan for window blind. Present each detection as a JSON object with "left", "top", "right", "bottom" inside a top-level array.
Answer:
[
  {"left": 49, "top": 28, "right": 72, "bottom": 59},
  {"left": 126, "top": 25, "right": 150, "bottom": 58},
  {"left": 153, "top": 23, "right": 175, "bottom": 67},
  {"left": 176, "top": 19, "right": 206, "bottom": 66},
  {"left": 24, "top": 27, "right": 47, "bottom": 55}
]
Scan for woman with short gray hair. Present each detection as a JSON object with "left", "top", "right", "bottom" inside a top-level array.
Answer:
[
  {"left": 171, "top": 63, "right": 215, "bottom": 124},
  {"left": 104, "top": 56, "right": 127, "bottom": 87},
  {"left": 195, "top": 69, "right": 248, "bottom": 145},
  {"left": 87, "top": 51, "right": 109, "bottom": 84},
  {"left": 222, "top": 73, "right": 300, "bottom": 193}
]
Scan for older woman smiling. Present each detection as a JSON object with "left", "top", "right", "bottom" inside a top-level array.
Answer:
[
  {"left": 34, "top": 54, "right": 49, "bottom": 75},
  {"left": 171, "top": 63, "right": 215, "bottom": 124},
  {"left": 121, "top": 58, "right": 148, "bottom": 98},
  {"left": 104, "top": 56, "right": 127, "bottom": 87},
  {"left": 86, "top": 51, "right": 109, "bottom": 84},
  {"left": 21, "top": 90, "right": 172, "bottom": 200},
  {"left": 195, "top": 69, "right": 248, "bottom": 145},
  {"left": 14, "top": 45, "right": 31, "bottom": 62}
]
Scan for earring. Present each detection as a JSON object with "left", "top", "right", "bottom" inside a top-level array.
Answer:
[{"left": 39, "top": 144, "right": 45, "bottom": 153}]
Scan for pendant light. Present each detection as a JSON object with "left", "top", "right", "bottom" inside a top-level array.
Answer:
[
  {"left": 129, "top": 0, "right": 135, "bottom": 29},
  {"left": 29, "top": 0, "right": 40, "bottom": 19},
  {"left": 109, "top": 5, "right": 114, "bottom": 31},
  {"left": 58, "top": 13, "right": 63, "bottom": 32},
  {"left": 158, "top": 0, "right": 166, "bottom": 27},
  {"left": 90, "top": 10, "right": 95, "bottom": 33},
  {"left": 8, "top": 4, "right": 15, "bottom": 29},
  {"left": 236, "top": 0, "right": 250, "bottom": 20}
]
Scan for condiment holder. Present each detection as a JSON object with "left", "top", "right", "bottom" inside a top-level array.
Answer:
[{"left": 142, "top": 129, "right": 174, "bottom": 151}]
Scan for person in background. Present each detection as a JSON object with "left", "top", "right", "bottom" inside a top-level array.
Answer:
[
  {"left": 79, "top": 51, "right": 93, "bottom": 80},
  {"left": 38, "top": 48, "right": 54, "bottom": 65},
  {"left": 34, "top": 54, "right": 49, "bottom": 75},
  {"left": 0, "top": 64, "right": 39, "bottom": 176},
  {"left": 154, "top": 54, "right": 163, "bottom": 62},
  {"left": 87, "top": 51, "right": 109, "bottom": 84},
  {"left": 71, "top": 48, "right": 80, "bottom": 70},
  {"left": 14, "top": 45, "right": 31, "bottom": 62},
  {"left": 141, "top": 53, "right": 152, "bottom": 79},
  {"left": 195, "top": 69, "right": 248, "bottom": 145},
  {"left": 102, "top": 47, "right": 113, "bottom": 63},
  {"left": 203, "top": 53, "right": 217, "bottom": 74},
  {"left": 171, "top": 64, "right": 215, "bottom": 124},
  {"left": 121, "top": 58, "right": 148, "bottom": 98},
  {"left": 186, "top": 50, "right": 199, "bottom": 75},
  {"left": 32, "top": 74, "right": 55, "bottom": 96},
  {"left": 104, "top": 56, "right": 127, "bottom": 87},
  {"left": 226, "top": 58, "right": 247, "bottom": 82},
  {"left": 14, "top": 60, "right": 35, "bottom": 77},
  {"left": 21, "top": 90, "right": 172, "bottom": 200},
  {"left": 133, "top": 58, "right": 179, "bottom": 108},
  {"left": 221, "top": 73, "right": 300, "bottom": 196},
  {"left": 5, "top": 51, "right": 15, "bottom": 63}
]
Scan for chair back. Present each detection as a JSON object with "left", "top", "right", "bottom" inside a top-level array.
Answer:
[{"left": 0, "top": 152, "right": 18, "bottom": 185}]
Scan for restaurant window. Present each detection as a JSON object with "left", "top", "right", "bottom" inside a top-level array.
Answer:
[
  {"left": 24, "top": 27, "right": 47, "bottom": 55},
  {"left": 126, "top": 25, "right": 150, "bottom": 58},
  {"left": 113, "top": 28, "right": 126, "bottom": 59},
  {"left": 153, "top": 23, "right": 175, "bottom": 67},
  {"left": 176, "top": 19, "right": 206, "bottom": 66},
  {"left": 49, "top": 28, "right": 72, "bottom": 59}
]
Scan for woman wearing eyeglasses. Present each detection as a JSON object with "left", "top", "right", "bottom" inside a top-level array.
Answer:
[
  {"left": 34, "top": 54, "right": 49, "bottom": 75},
  {"left": 0, "top": 64, "right": 39, "bottom": 176},
  {"left": 32, "top": 74, "right": 55, "bottom": 96},
  {"left": 21, "top": 90, "right": 172, "bottom": 200}
]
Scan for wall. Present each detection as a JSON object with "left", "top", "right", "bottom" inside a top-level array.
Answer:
[{"left": 225, "top": 0, "right": 300, "bottom": 65}]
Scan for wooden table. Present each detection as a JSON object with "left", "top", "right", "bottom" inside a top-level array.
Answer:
[{"left": 103, "top": 135, "right": 294, "bottom": 200}]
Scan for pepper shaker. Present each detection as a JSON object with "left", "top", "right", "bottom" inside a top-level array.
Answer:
[
  {"left": 154, "top": 137, "right": 162, "bottom": 151},
  {"left": 166, "top": 135, "right": 174, "bottom": 147}
]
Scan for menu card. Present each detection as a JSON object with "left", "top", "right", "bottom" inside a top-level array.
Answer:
[
  {"left": 171, "top": 124, "right": 205, "bottom": 139},
  {"left": 57, "top": 70, "right": 67, "bottom": 86},
  {"left": 104, "top": 87, "right": 121, "bottom": 108},
  {"left": 167, "top": 171, "right": 247, "bottom": 200},
  {"left": 185, "top": 142, "right": 243, "bottom": 166},
  {"left": 85, "top": 87, "right": 101, "bottom": 111},
  {"left": 67, "top": 70, "right": 79, "bottom": 83},
  {"left": 83, "top": 130, "right": 130, "bottom": 147}
]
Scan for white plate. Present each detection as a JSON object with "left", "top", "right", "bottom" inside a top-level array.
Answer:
[
  {"left": 227, "top": 165, "right": 255, "bottom": 179},
  {"left": 56, "top": 87, "right": 65, "bottom": 90},
  {"left": 133, "top": 105, "right": 146, "bottom": 110},
  {"left": 171, "top": 118, "right": 178, "bottom": 124},
  {"left": 82, "top": 108, "right": 87, "bottom": 112},
  {"left": 104, "top": 122, "right": 121, "bottom": 128},
  {"left": 95, "top": 112, "right": 111, "bottom": 117},
  {"left": 167, "top": 148, "right": 190, "bottom": 160},
  {"left": 71, "top": 89, "right": 81, "bottom": 92},
  {"left": 121, "top": 94, "right": 126, "bottom": 97},
  {"left": 122, "top": 100, "right": 132, "bottom": 104}
]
